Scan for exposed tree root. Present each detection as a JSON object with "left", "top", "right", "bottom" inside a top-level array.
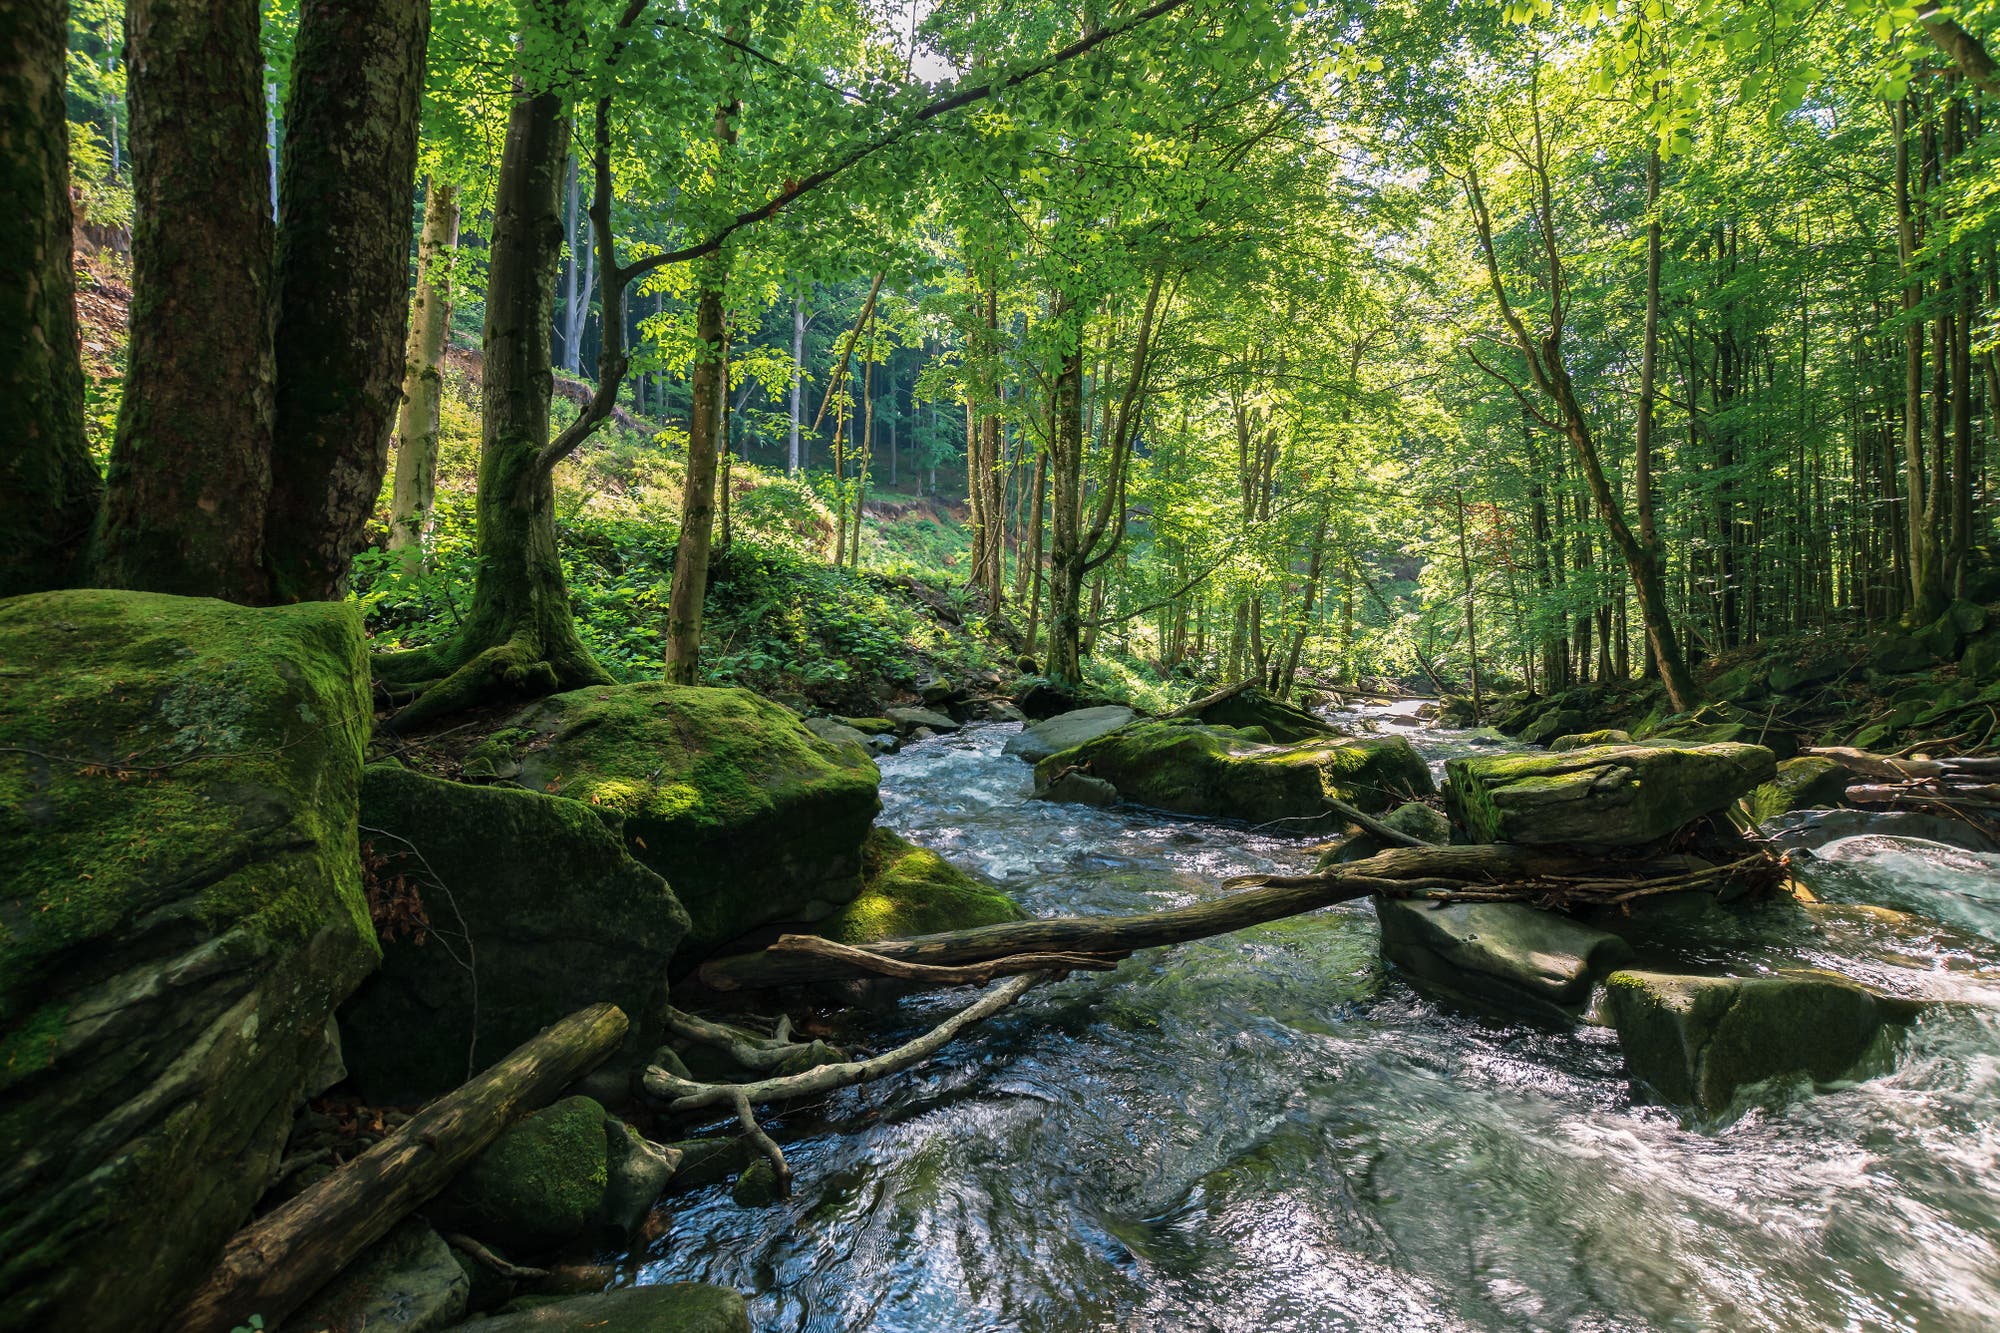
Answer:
[{"left": 374, "top": 629, "right": 609, "bottom": 734}]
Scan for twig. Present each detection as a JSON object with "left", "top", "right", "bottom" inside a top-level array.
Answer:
[{"left": 442, "top": 1232, "right": 550, "bottom": 1281}]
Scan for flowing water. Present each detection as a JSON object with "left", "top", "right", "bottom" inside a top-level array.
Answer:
[{"left": 632, "top": 706, "right": 2000, "bottom": 1332}]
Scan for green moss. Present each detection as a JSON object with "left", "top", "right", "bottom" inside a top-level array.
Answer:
[
  {"left": 1034, "top": 722, "right": 1432, "bottom": 827},
  {"left": 431, "top": 1096, "right": 610, "bottom": 1254},
  {"left": 819, "top": 828, "right": 1025, "bottom": 944},
  {"left": 501, "top": 683, "right": 881, "bottom": 957},
  {"left": 1746, "top": 756, "right": 1851, "bottom": 825},
  {"left": 0, "top": 590, "right": 376, "bottom": 1039}
]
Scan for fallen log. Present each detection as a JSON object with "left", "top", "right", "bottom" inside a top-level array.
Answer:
[
  {"left": 1322, "top": 795, "right": 1437, "bottom": 849},
  {"left": 174, "top": 1003, "right": 629, "bottom": 1333},
  {"left": 697, "top": 845, "right": 1726, "bottom": 991},
  {"left": 1160, "top": 679, "right": 1256, "bottom": 720},
  {"left": 1804, "top": 747, "right": 1947, "bottom": 780}
]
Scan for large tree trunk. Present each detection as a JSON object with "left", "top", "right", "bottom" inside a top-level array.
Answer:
[
  {"left": 388, "top": 177, "right": 460, "bottom": 566},
  {"left": 376, "top": 79, "right": 608, "bottom": 730},
  {"left": 1894, "top": 98, "right": 1947, "bottom": 621},
  {"left": 0, "top": 0, "right": 100, "bottom": 596},
  {"left": 96, "top": 0, "right": 276, "bottom": 602},
  {"left": 264, "top": 0, "right": 430, "bottom": 602},
  {"left": 664, "top": 278, "right": 728, "bottom": 683},
  {"left": 1047, "top": 322, "right": 1088, "bottom": 682}
]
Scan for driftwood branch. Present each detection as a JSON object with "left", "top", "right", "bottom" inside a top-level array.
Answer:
[
  {"left": 644, "top": 975, "right": 1041, "bottom": 1193},
  {"left": 697, "top": 845, "right": 1742, "bottom": 991},
  {"left": 443, "top": 1232, "right": 550, "bottom": 1281},
  {"left": 1160, "top": 679, "right": 1256, "bottom": 720},
  {"left": 663, "top": 1005, "right": 833, "bottom": 1072},
  {"left": 750, "top": 934, "right": 1123, "bottom": 986},
  {"left": 175, "top": 1004, "right": 629, "bottom": 1333}
]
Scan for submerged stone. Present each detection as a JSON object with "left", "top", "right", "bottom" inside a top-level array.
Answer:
[
  {"left": 1604, "top": 969, "right": 1926, "bottom": 1116},
  {"left": 1034, "top": 721, "right": 1433, "bottom": 828},
  {"left": 1376, "top": 899, "right": 1633, "bottom": 1023},
  {"left": 1035, "top": 771, "right": 1121, "bottom": 807},
  {"left": 1444, "top": 742, "right": 1775, "bottom": 848},
  {"left": 1003, "top": 704, "right": 1135, "bottom": 763},
  {"left": 0, "top": 590, "right": 380, "bottom": 1327},
  {"left": 500, "top": 683, "right": 881, "bottom": 959},
  {"left": 344, "top": 765, "right": 688, "bottom": 1104}
]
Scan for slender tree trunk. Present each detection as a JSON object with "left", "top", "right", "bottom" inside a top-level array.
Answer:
[
  {"left": 96, "top": 0, "right": 276, "bottom": 601},
  {"left": 1047, "top": 318, "right": 1087, "bottom": 682},
  {"left": 264, "top": 0, "right": 430, "bottom": 602},
  {"left": 1895, "top": 98, "right": 1947, "bottom": 620},
  {"left": 789, "top": 295, "right": 803, "bottom": 475},
  {"left": 1455, "top": 488, "right": 1482, "bottom": 718},
  {"left": 665, "top": 278, "right": 728, "bottom": 683},
  {"left": 1, "top": 0, "right": 100, "bottom": 596},
  {"left": 388, "top": 178, "right": 460, "bottom": 567}
]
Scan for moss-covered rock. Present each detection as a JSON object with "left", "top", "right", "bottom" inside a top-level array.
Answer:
[
  {"left": 1605, "top": 969, "right": 1925, "bottom": 1116},
  {"left": 1376, "top": 899, "right": 1633, "bottom": 1023},
  {"left": 1549, "top": 729, "right": 1633, "bottom": 752},
  {"left": 498, "top": 684, "right": 881, "bottom": 959},
  {"left": 1002, "top": 704, "right": 1136, "bottom": 763},
  {"left": 1315, "top": 802, "right": 1450, "bottom": 867},
  {"left": 1035, "top": 721, "right": 1433, "bottom": 828},
  {"left": 290, "top": 1218, "right": 468, "bottom": 1333},
  {"left": 429, "top": 1096, "right": 610, "bottom": 1254},
  {"left": 342, "top": 765, "right": 689, "bottom": 1103},
  {"left": 477, "top": 1284, "right": 752, "bottom": 1332},
  {"left": 1444, "top": 742, "right": 1776, "bottom": 848},
  {"left": 818, "top": 828, "right": 1025, "bottom": 944},
  {"left": 0, "top": 590, "right": 380, "bottom": 1328},
  {"left": 1746, "top": 756, "right": 1852, "bottom": 826},
  {"left": 1185, "top": 686, "right": 1338, "bottom": 743}
]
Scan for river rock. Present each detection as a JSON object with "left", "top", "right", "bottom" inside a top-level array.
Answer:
[
  {"left": 1759, "top": 807, "right": 2000, "bottom": 855},
  {"left": 1317, "top": 802, "right": 1450, "bottom": 866},
  {"left": 1549, "top": 729, "right": 1633, "bottom": 752},
  {"left": 1184, "top": 686, "right": 1339, "bottom": 743},
  {"left": 1034, "top": 721, "right": 1434, "bottom": 827},
  {"left": 1376, "top": 899, "right": 1633, "bottom": 1022},
  {"left": 885, "top": 705, "right": 961, "bottom": 734},
  {"left": 1444, "top": 742, "right": 1776, "bottom": 848},
  {"left": 429, "top": 1096, "right": 610, "bottom": 1255},
  {"left": 496, "top": 684, "right": 880, "bottom": 959},
  {"left": 342, "top": 765, "right": 688, "bottom": 1103},
  {"left": 1605, "top": 969, "right": 1926, "bottom": 1116},
  {"left": 598, "top": 1120, "right": 682, "bottom": 1240},
  {"left": 815, "top": 827, "right": 1025, "bottom": 944},
  {"left": 477, "top": 1284, "right": 752, "bottom": 1332},
  {"left": 1035, "top": 771, "right": 1122, "bottom": 807},
  {"left": 0, "top": 590, "right": 381, "bottom": 1328},
  {"left": 1745, "top": 756, "right": 1853, "bottom": 826},
  {"left": 290, "top": 1218, "right": 469, "bottom": 1333},
  {"left": 1003, "top": 704, "right": 1136, "bottom": 762},
  {"left": 1011, "top": 675, "right": 1082, "bottom": 719}
]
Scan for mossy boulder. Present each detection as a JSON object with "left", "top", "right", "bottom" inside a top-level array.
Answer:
[
  {"left": 1316, "top": 802, "right": 1450, "bottom": 867},
  {"left": 1768, "top": 653, "right": 1848, "bottom": 694},
  {"left": 1962, "top": 630, "right": 2000, "bottom": 683},
  {"left": 1746, "top": 756, "right": 1853, "bottom": 826},
  {"left": 1605, "top": 969, "right": 1925, "bottom": 1116},
  {"left": 1444, "top": 742, "right": 1776, "bottom": 848},
  {"left": 342, "top": 765, "right": 689, "bottom": 1103},
  {"left": 1520, "top": 707, "right": 1591, "bottom": 747},
  {"left": 429, "top": 1096, "right": 610, "bottom": 1254},
  {"left": 501, "top": 684, "right": 881, "bottom": 959},
  {"left": 0, "top": 590, "right": 380, "bottom": 1328},
  {"left": 817, "top": 828, "right": 1025, "bottom": 944},
  {"left": 1034, "top": 721, "right": 1434, "bottom": 828},
  {"left": 1376, "top": 899, "right": 1633, "bottom": 1023},
  {"left": 1868, "top": 633, "right": 1935, "bottom": 675},
  {"left": 290, "top": 1218, "right": 468, "bottom": 1333},
  {"left": 477, "top": 1284, "right": 752, "bottom": 1332},
  {"left": 1184, "top": 686, "right": 1338, "bottom": 743},
  {"left": 1549, "top": 729, "right": 1633, "bottom": 752},
  {"left": 1002, "top": 704, "right": 1136, "bottom": 763}
]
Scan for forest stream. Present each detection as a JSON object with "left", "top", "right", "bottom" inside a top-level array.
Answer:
[{"left": 623, "top": 706, "right": 2000, "bottom": 1333}]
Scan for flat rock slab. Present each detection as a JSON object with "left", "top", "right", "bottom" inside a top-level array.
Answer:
[
  {"left": 478, "top": 1283, "right": 750, "bottom": 1332},
  {"left": 289, "top": 1218, "right": 467, "bottom": 1333},
  {"left": 1445, "top": 742, "right": 1776, "bottom": 847},
  {"left": 1605, "top": 968, "right": 1926, "bottom": 1116},
  {"left": 1377, "top": 899, "right": 1633, "bottom": 1022},
  {"left": 885, "top": 705, "right": 961, "bottom": 733},
  {"left": 1003, "top": 704, "right": 1136, "bottom": 762}
]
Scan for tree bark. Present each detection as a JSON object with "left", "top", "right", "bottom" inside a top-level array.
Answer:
[
  {"left": 96, "top": 0, "right": 275, "bottom": 601},
  {"left": 788, "top": 295, "right": 804, "bottom": 474},
  {"left": 264, "top": 0, "right": 430, "bottom": 602},
  {"left": 1893, "top": 98, "right": 1947, "bottom": 620},
  {"left": 173, "top": 1004, "right": 629, "bottom": 1333},
  {"left": 388, "top": 178, "right": 460, "bottom": 567},
  {"left": 664, "top": 278, "right": 729, "bottom": 683},
  {"left": 0, "top": 0, "right": 100, "bottom": 596}
]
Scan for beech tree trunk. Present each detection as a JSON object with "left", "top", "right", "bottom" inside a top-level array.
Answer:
[
  {"left": 264, "top": 0, "right": 430, "bottom": 602},
  {"left": 388, "top": 178, "right": 460, "bottom": 566},
  {"left": 0, "top": 0, "right": 100, "bottom": 596},
  {"left": 96, "top": 0, "right": 276, "bottom": 601},
  {"left": 664, "top": 279, "right": 728, "bottom": 683}
]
